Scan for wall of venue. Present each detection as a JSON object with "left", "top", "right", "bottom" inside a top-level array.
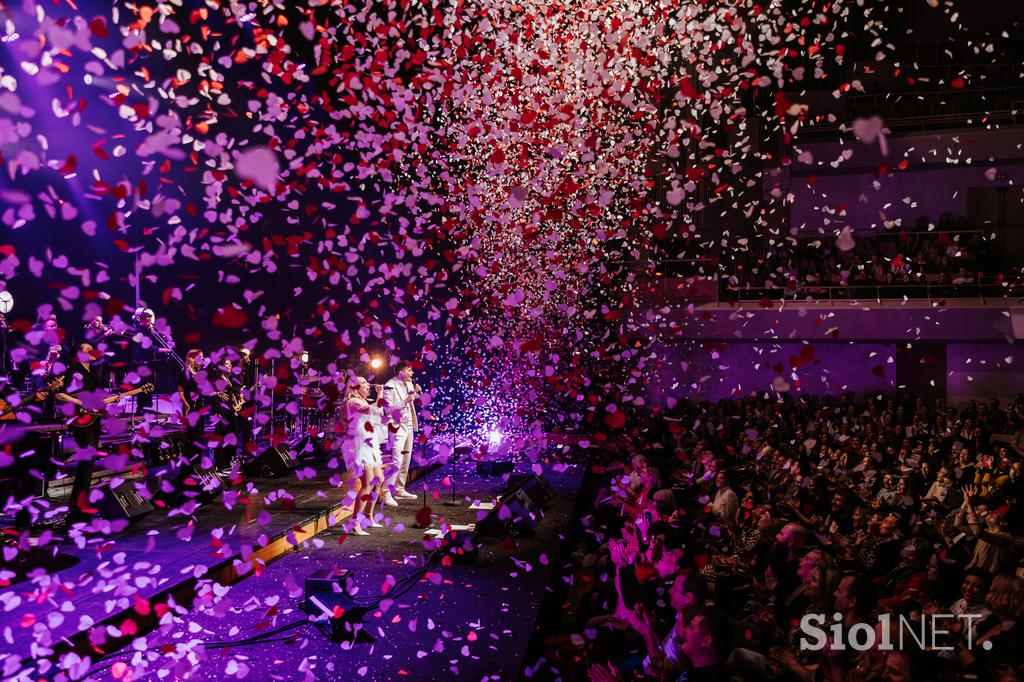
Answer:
[
  {"left": 779, "top": 128, "right": 1024, "bottom": 241},
  {"left": 648, "top": 340, "right": 1023, "bottom": 407},
  {"left": 645, "top": 303, "right": 1024, "bottom": 407}
]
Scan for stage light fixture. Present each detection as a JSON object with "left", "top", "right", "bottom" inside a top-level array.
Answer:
[
  {"left": 300, "top": 351, "right": 309, "bottom": 364},
  {"left": 0, "top": 291, "right": 13, "bottom": 314},
  {"left": 487, "top": 429, "right": 502, "bottom": 446},
  {"left": 370, "top": 357, "right": 382, "bottom": 369}
]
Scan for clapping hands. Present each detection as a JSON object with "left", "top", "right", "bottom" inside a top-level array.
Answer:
[{"left": 609, "top": 534, "right": 640, "bottom": 568}]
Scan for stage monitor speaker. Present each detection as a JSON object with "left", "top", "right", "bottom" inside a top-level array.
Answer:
[
  {"left": 434, "top": 528, "right": 480, "bottom": 564},
  {"left": 476, "top": 460, "right": 514, "bottom": 476},
  {"left": 507, "top": 473, "right": 554, "bottom": 508},
  {"left": 305, "top": 568, "right": 353, "bottom": 596},
  {"left": 178, "top": 468, "right": 224, "bottom": 504},
  {"left": 245, "top": 444, "right": 298, "bottom": 478},
  {"left": 95, "top": 480, "right": 154, "bottom": 524},
  {"left": 477, "top": 487, "right": 543, "bottom": 537},
  {"left": 304, "top": 569, "right": 363, "bottom": 642}
]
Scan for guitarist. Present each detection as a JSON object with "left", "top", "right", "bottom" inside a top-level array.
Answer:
[
  {"left": 177, "top": 349, "right": 207, "bottom": 460},
  {"left": 212, "top": 358, "right": 242, "bottom": 473},
  {"left": 235, "top": 347, "right": 256, "bottom": 454},
  {"left": 55, "top": 342, "right": 109, "bottom": 523},
  {"left": 55, "top": 343, "right": 105, "bottom": 449}
]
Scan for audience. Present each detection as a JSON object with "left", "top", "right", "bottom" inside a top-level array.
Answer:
[{"left": 552, "top": 391, "right": 1024, "bottom": 681}]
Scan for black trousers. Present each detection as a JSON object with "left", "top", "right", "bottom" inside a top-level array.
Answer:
[
  {"left": 7, "top": 430, "right": 61, "bottom": 529},
  {"left": 184, "top": 413, "right": 206, "bottom": 464},
  {"left": 66, "top": 421, "right": 101, "bottom": 524},
  {"left": 214, "top": 410, "right": 241, "bottom": 470}
]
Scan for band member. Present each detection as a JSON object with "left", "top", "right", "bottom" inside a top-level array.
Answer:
[
  {"left": 339, "top": 376, "right": 385, "bottom": 535},
  {"left": 35, "top": 315, "right": 63, "bottom": 346},
  {"left": 29, "top": 344, "right": 63, "bottom": 420},
  {"left": 237, "top": 347, "right": 257, "bottom": 389},
  {"left": 234, "top": 348, "right": 256, "bottom": 449},
  {"left": 382, "top": 361, "right": 421, "bottom": 505},
  {"left": 55, "top": 342, "right": 110, "bottom": 523},
  {"left": 84, "top": 315, "right": 115, "bottom": 342},
  {"left": 132, "top": 307, "right": 155, "bottom": 332},
  {"left": 24, "top": 316, "right": 64, "bottom": 381},
  {"left": 37, "top": 344, "right": 63, "bottom": 378},
  {"left": 0, "top": 374, "right": 64, "bottom": 421},
  {"left": 129, "top": 307, "right": 176, "bottom": 411},
  {"left": 211, "top": 358, "right": 242, "bottom": 473},
  {"left": 55, "top": 343, "right": 104, "bottom": 449},
  {"left": 177, "top": 349, "right": 206, "bottom": 458}
]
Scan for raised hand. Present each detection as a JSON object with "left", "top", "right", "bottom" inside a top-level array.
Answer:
[
  {"left": 624, "top": 533, "right": 640, "bottom": 561},
  {"left": 609, "top": 540, "right": 628, "bottom": 568},
  {"left": 632, "top": 605, "right": 657, "bottom": 639}
]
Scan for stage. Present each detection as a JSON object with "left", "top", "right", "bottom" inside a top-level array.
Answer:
[{"left": 1, "top": 451, "right": 587, "bottom": 681}]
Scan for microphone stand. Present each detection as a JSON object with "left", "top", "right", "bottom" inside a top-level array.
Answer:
[
  {"left": 149, "top": 327, "right": 184, "bottom": 369},
  {"left": 443, "top": 428, "right": 463, "bottom": 507},
  {"left": 250, "top": 359, "right": 260, "bottom": 442},
  {"left": 0, "top": 314, "right": 8, "bottom": 378},
  {"left": 269, "top": 359, "right": 276, "bottom": 439}
]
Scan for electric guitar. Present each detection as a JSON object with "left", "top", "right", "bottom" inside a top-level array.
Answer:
[
  {"left": 217, "top": 380, "right": 256, "bottom": 415},
  {"left": 69, "top": 383, "right": 154, "bottom": 428},
  {"left": 0, "top": 376, "right": 66, "bottom": 420},
  {"left": 228, "top": 391, "right": 246, "bottom": 415}
]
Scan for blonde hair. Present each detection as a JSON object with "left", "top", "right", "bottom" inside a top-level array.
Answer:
[
  {"left": 987, "top": 574, "right": 1024, "bottom": 617},
  {"left": 344, "top": 375, "right": 367, "bottom": 401}
]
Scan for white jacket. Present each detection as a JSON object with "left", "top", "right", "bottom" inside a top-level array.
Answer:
[{"left": 383, "top": 378, "right": 418, "bottom": 431}]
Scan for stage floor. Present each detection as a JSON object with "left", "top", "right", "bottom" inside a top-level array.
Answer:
[{"left": 5, "top": 457, "right": 585, "bottom": 681}]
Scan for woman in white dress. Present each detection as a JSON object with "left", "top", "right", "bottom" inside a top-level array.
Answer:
[{"left": 340, "top": 376, "right": 385, "bottom": 535}]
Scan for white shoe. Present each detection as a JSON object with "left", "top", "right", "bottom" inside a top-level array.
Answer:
[
  {"left": 383, "top": 495, "right": 399, "bottom": 507},
  {"left": 369, "top": 521, "right": 384, "bottom": 528},
  {"left": 350, "top": 524, "right": 369, "bottom": 536},
  {"left": 396, "top": 490, "right": 417, "bottom": 499}
]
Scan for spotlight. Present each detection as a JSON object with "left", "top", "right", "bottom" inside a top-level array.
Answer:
[
  {"left": 370, "top": 357, "right": 382, "bottom": 369},
  {"left": 0, "top": 291, "right": 13, "bottom": 315},
  {"left": 300, "top": 351, "right": 309, "bottom": 364},
  {"left": 487, "top": 429, "right": 502, "bottom": 447}
]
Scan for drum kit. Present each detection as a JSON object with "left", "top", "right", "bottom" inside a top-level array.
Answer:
[{"left": 294, "top": 375, "right": 329, "bottom": 437}]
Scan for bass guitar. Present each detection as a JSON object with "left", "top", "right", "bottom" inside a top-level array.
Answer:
[
  {"left": 69, "top": 383, "right": 154, "bottom": 428},
  {"left": 0, "top": 376, "right": 66, "bottom": 420}
]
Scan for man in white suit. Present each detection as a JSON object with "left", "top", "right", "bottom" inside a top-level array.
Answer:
[{"left": 382, "top": 360, "right": 420, "bottom": 505}]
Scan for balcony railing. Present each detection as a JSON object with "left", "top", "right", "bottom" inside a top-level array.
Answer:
[
  {"left": 722, "top": 279, "right": 1021, "bottom": 306},
  {"left": 630, "top": 260, "right": 1023, "bottom": 306}
]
